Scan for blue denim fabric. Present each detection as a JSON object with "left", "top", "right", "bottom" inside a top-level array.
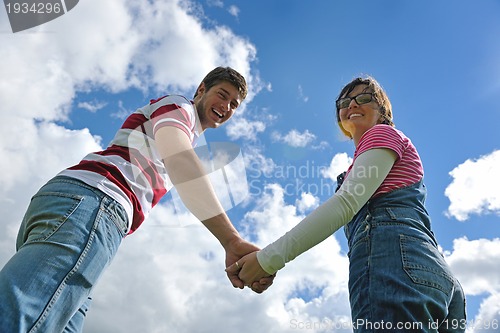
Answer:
[
  {"left": 0, "top": 176, "right": 128, "bottom": 333},
  {"left": 344, "top": 179, "right": 466, "bottom": 332}
]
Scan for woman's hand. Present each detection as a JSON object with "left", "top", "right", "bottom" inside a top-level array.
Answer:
[
  {"left": 224, "top": 239, "right": 274, "bottom": 293},
  {"left": 226, "top": 251, "right": 275, "bottom": 293}
]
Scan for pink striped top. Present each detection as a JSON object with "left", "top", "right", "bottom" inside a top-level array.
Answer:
[
  {"left": 59, "top": 95, "right": 200, "bottom": 234},
  {"left": 346, "top": 124, "right": 423, "bottom": 198}
]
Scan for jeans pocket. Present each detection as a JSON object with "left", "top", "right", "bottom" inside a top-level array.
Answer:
[
  {"left": 97, "top": 199, "right": 127, "bottom": 261},
  {"left": 20, "top": 192, "right": 84, "bottom": 245},
  {"left": 103, "top": 200, "right": 129, "bottom": 237},
  {"left": 400, "top": 234, "right": 454, "bottom": 296}
]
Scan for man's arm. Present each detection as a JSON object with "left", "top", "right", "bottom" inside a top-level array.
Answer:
[
  {"left": 155, "top": 126, "right": 238, "bottom": 242},
  {"left": 155, "top": 126, "right": 273, "bottom": 291}
]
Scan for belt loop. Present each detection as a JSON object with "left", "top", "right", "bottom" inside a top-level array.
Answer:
[{"left": 385, "top": 207, "right": 397, "bottom": 220}]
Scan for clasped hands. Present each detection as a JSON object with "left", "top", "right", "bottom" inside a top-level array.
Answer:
[{"left": 224, "top": 238, "right": 275, "bottom": 293}]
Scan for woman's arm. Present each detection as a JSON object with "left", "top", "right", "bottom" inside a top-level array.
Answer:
[{"left": 231, "top": 148, "right": 397, "bottom": 284}]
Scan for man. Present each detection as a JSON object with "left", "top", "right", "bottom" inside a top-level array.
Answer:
[{"left": 0, "top": 67, "right": 272, "bottom": 332}]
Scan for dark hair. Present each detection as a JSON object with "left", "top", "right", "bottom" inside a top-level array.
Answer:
[
  {"left": 194, "top": 66, "right": 248, "bottom": 100},
  {"left": 335, "top": 76, "right": 394, "bottom": 138}
]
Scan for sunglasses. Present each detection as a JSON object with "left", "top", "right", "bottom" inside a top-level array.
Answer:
[{"left": 336, "top": 93, "right": 375, "bottom": 109}]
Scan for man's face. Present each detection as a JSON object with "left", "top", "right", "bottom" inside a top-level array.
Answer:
[{"left": 195, "top": 81, "right": 242, "bottom": 130}]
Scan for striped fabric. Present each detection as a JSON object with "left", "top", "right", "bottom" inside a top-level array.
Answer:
[
  {"left": 59, "top": 95, "right": 200, "bottom": 234},
  {"left": 347, "top": 124, "right": 423, "bottom": 198}
]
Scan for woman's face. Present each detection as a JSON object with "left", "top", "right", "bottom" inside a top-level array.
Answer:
[{"left": 338, "top": 84, "right": 383, "bottom": 142}]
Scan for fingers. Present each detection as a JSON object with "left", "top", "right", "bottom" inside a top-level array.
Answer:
[
  {"left": 225, "top": 261, "right": 240, "bottom": 274},
  {"left": 226, "top": 265, "right": 275, "bottom": 293},
  {"left": 225, "top": 252, "right": 276, "bottom": 293},
  {"left": 249, "top": 279, "right": 271, "bottom": 293},
  {"left": 249, "top": 273, "right": 275, "bottom": 293},
  {"left": 225, "top": 262, "right": 244, "bottom": 289},
  {"left": 259, "top": 274, "right": 275, "bottom": 286},
  {"left": 226, "top": 260, "right": 258, "bottom": 290},
  {"left": 227, "top": 273, "right": 244, "bottom": 289}
]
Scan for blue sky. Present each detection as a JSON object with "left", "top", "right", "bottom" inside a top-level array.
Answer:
[{"left": 1, "top": 1, "right": 499, "bottom": 332}]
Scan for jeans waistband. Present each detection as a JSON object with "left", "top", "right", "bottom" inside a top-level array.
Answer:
[
  {"left": 44, "top": 175, "right": 129, "bottom": 235},
  {"left": 47, "top": 175, "right": 107, "bottom": 196}
]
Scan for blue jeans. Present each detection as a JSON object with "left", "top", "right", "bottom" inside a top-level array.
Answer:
[
  {"left": 344, "top": 180, "right": 466, "bottom": 332},
  {"left": 0, "top": 176, "right": 128, "bottom": 333}
]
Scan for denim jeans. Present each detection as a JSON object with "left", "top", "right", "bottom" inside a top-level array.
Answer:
[
  {"left": 0, "top": 176, "right": 128, "bottom": 333},
  {"left": 344, "top": 180, "right": 466, "bottom": 332}
]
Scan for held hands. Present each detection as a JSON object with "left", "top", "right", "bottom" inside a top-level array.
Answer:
[
  {"left": 225, "top": 251, "right": 275, "bottom": 293},
  {"left": 224, "top": 238, "right": 274, "bottom": 293}
]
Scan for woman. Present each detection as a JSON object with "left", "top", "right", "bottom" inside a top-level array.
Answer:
[{"left": 229, "top": 76, "right": 466, "bottom": 332}]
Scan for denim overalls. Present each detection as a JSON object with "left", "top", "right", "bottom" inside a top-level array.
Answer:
[{"left": 343, "top": 179, "right": 466, "bottom": 332}]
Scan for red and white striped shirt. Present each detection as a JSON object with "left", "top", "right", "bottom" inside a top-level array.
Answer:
[
  {"left": 59, "top": 95, "right": 201, "bottom": 234},
  {"left": 346, "top": 124, "right": 423, "bottom": 198}
]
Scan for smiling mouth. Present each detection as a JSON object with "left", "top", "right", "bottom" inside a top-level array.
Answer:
[
  {"left": 212, "top": 108, "right": 223, "bottom": 119},
  {"left": 348, "top": 113, "right": 362, "bottom": 119}
]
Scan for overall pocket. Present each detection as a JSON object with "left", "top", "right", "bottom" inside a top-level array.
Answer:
[{"left": 400, "top": 234, "right": 454, "bottom": 296}]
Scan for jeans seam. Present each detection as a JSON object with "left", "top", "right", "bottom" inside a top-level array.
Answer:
[
  {"left": 107, "top": 202, "right": 128, "bottom": 237},
  {"left": 28, "top": 197, "right": 105, "bottom": 333},
  {"left": 367, "top": 231, "right": 374, "bottom": 331}
]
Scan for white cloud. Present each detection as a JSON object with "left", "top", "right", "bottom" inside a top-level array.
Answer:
[
  {"left": 1, "top": 0, "right": 261, "bottom": 97},
  {"left": 77, "top": 100, "right": 107, "bottom": 113},
  {"left": 296, "top": 192, "right": 320, "bottom": 213},
  {"left": 445, "top": 150, "right": 500, "bottom": 221},
  {"left": 110, "top": 100, "right": 132, "bottom": 120},
  {"left": 467, "top": 293, "right": 500, "bottom": 333},
  {"left": 321, "top": 153, "right": 353, "bottom": 182},
  {"left": 298, "top": 85, "right": 309, "bottom": 102},
  {"left": 228, "top": 5, "right": 240, "bottom": 18},
  {"left": 0, "top": 120, "right": 102, "bottom": 193},
  {"left": 243, "top": 146, "right": 277, "bottom": 204},
  {"left": 272, "top": 129, "right": 316, "bottom": 148},
  {"left": 445, "top": 237, "right": 500, "bottom": 333},
  {"left": 226, "top": 116, "right": 266, "bottom": 141},
  {"left": 445, "top": 237, "right": 500, "bottom": 296},
  {"left": 207, "top": 0, "right": 224, "bottom": 8}
]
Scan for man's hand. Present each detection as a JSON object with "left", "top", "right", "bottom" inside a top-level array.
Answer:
[{"left": 224, "top": 238, "right": 274, "bottom": 293}]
